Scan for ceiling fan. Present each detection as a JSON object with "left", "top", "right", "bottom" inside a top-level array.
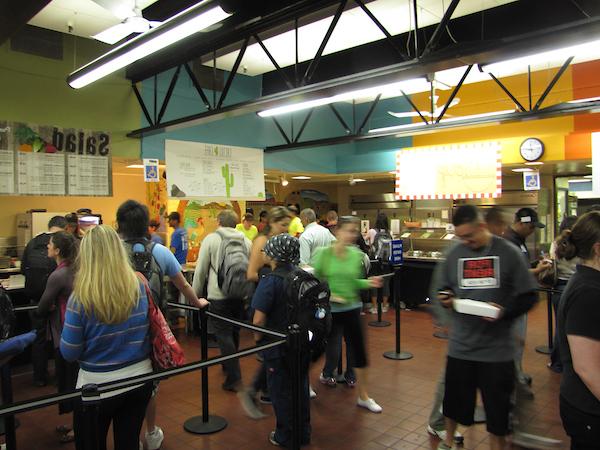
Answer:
[
  {"left": 91, "top": 0, "right": 161, "bottom": 45},
  {"left": 388, "top": 94, "right": 460, "bottom": 119}
]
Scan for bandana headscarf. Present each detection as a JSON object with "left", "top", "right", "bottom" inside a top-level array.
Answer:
[{"left": 264, "top": 234, "right": 300, "bottom": 265}]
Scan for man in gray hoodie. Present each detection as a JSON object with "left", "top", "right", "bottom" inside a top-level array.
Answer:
[{"left": 193, "top": 209, "right": 252, "bottom": 391}]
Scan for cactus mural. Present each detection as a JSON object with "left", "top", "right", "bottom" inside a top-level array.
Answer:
[{"left": 221, "top": 163, "right": 234, "bottom": 198}]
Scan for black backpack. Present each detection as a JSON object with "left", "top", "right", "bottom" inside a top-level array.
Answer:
[
  {"left": 22, "top": 233, "right": 56, "bottom": 302},
  {"left": 272, "top": 268, "right": 332, "bottom": 361},
  {"left": 0, "top": 288, "right": 15, "bottom": 340},
  {"left": 216, "top": 229, "right": 254, "bottom": 301},
  {"left": 124, "top": 239, "right": 165, "bottom": 311}
]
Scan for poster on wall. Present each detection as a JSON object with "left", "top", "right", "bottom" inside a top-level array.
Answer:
[
  {"left": 165, "top": 140, "right": 265, "bottom": 201},
  {"left": 395, "top": 142, "right": 502, "bottom": 200},
  {"left": 0, "top": 120, "right": 112, "bottom": 196}
]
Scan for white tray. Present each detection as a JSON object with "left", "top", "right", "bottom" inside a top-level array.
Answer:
[{"left": 453, "top": 299, "right": 500, "bottom": 319}]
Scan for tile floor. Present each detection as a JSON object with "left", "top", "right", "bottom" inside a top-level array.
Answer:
[{"left": 5, "top": 299, "right": 568, "bottom": 450}]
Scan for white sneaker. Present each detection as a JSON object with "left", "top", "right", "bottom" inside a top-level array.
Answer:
[
  {"left": 309, "top": 386, "right": 317, "bottom": 399},
  {"left": 357, "top": 397, "right": 382, "bottom": 413},
  {"left": 145, "top": 426, "right": 164, "bottom": 450},
  {"left": 427, "top": 425, "right": 464, "bottom": 444}
]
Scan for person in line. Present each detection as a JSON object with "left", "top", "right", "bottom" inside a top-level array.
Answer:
[
  {"left": 64, "top": 213, "right": 81, "bottom": 240},
  {"left": 257, "top": 210, "right": 269, "bottom": 234},
  {"left": 247, "top": 207, "right": 292, "bottom": 283},
  {"left": 36, "top": 231, "right": 78, "bottom": 443},
  {"left": 548, "top": 215, "right": 579, "bottom": 373},
  {"left": 193, "top": 210, "right": 252, "bottom": 392},
  {"left": 236, "top": 212, "right": 259, "bottom": 241},
  {"left": 148, "top": 219, "right": 164, "bottom": 245},
  {"left": 366, "top": 212, "right": 392, "bottom": 314},
  {"left": 117, "top": 200, "right": 208, "bottom": 450},
  {"left": 60, "top": 225, "right": 153, "bottom": 450},
  {"left": 484, "top": 206, "right": 508, "bottom": 237},
  {"left": 252, "top": 234, "right": 312, "bottom": 446},
  {"left": 325, "top": 210, "right": 338, "bottom": 235},
  {"left": 287, "top": 205, "right": 304, "bottom": 238},
  {"left": 299, "top": 208, "right": 335, "bottom": 266},
  {"left": 21, "top": 215, "right": 67, "bottom": 386},
  {"left": 434, "top": 205, "right": 537, "bottom": 450},
  {"left": 168, "top": 211, "right": 188, "bottom": 264},
  {"left": 312, "top": 215, "right": 383, "bottom": 413},
  {"left": 555, "top": 212, "right": 600, "bottom": 449},
  {"left": 503, "top": 207, "right": 551, "bottom": 394}
]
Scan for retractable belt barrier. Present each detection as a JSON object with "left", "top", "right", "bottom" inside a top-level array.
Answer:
[
  {"left": 0, "top": 303, "right": 306, "bottom": 450},
  {"left": 535, "top": 287, "right": 562, "bottom": 355}
]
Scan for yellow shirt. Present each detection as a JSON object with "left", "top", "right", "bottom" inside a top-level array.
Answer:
[
  {"left": 288, "top": 216, "right": 304, "bottom": 237},
  {"left": 235, "top": 223, "right": 258, "bottom": 241}
]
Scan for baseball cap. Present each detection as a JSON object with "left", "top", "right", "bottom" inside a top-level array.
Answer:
[
  {"left": 167, "top": 212, "right": 181, "bottom": 221},
  {"left": 515, "top": 207, "right": 545, "bottom": 228}
]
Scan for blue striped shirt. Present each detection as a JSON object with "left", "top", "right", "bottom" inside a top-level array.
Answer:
[{"left": 60, "top": 281, "right": 150, "bottom": 372}]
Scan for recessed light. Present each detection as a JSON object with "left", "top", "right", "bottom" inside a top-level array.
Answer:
[
  {"left": 569, "top": 179, "right": 590, "bottom": 183},
  {"left": 388, "top": 171, "right": 397, "bottom": 174},
  {"left": 586, "top": 164, "right": 593, "bottom": 168},
  {"left": 584, "top": 175, "right": 593, "bottom": 178},
  {"left": 354, "top": 178, "right": 366, "bottom": 182},
  {"left": 511, "top": 168, "right": 533, "bottom": 172},
  {"left": 292, "top": 176, "right": 312, "bottom": 180},
  {"left": 524, "top": 162, "right": 544, "bottom": 166}
]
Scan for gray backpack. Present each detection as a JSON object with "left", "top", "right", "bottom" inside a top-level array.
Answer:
[{"left": 215, "top": 229, "right": 254, "bottom": 301}]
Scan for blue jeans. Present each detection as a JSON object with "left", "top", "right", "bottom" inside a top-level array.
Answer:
[{"left": 265, "top": 357, "right": 311, "bottom": 447}]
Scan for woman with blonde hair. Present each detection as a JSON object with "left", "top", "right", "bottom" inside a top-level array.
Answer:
[{"left": 60, "top": 225, "right": 153, "bottom": 450}]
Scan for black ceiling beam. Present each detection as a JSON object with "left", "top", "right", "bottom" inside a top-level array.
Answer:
[
  {"left": 183, "top": 63, "right": 213, "bottom": 110},
  {"left": 0, "top": 0, "right": 52, "bottom": 45},
  {"left": 485, "top": 71, "right": 527, "bottom": 113},
  {"left": 435, "top": 64, "right": 472, "bottom": 123},
  {"left": 216, "top": 37, "right": 250, "bottom": 109},
  {"left": 421, "top": 0, "right": 461, "bottom": 57},
  {"left": 127, "top": 16, "right": 600, "bottom": 138},
  {"left": 253, "top": 33, "right": 295, "bottom": 90},
  {"left": 533, "top": 56, "right": 574, "bottom": 110}
]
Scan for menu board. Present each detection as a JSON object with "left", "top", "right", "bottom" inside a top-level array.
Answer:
[
  {"left": 166, "top": 140, "right": 265, "bottom": 201},
  {"left": 396, "top": 142, "right": 502, "bottom": 200},
  {"left": 0, "top": 120, "right": 112, "bottom": 196},
  {"left": 18, "top": 152, "right": 66, "bottom": 195}
]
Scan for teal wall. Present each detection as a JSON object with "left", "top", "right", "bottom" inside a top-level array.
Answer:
[{"left": 140, "top": 68, "right": 413, "bottom": 173}]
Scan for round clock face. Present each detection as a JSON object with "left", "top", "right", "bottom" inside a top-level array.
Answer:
[{"left": 520, "top": 138, "right": 544, "bottom": 161}]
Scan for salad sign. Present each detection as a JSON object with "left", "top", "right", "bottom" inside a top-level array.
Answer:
[{"left": 0, "top": 120, "right": 112, "bottom": 196}]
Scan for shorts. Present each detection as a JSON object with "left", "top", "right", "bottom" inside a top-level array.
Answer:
[{"left": 443, "top": 356, "right": 514, "bottom": 436}]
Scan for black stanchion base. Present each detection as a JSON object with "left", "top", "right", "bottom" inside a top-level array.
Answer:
[
  {"left": 474, "top": 405, "right": 486, "bottom": 423},
  {"left": 433, "top": 330, "right": 448, "bottom": 339},
  {"left": 183, "top": 415, "right": 228, "bottom": 434},
  {"left": 535, "top": 345, "right": 552, "bottom": 355},
  {"left": 368, "top": 320, "right": 391, "bottom": 327},
  {"left": 383, "top": 351, "right": 413, "bottom": 360},
  {"left": 0, "top": 417, "right": 19, "bottom": 435}
]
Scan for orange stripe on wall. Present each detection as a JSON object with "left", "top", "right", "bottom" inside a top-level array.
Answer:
[{"left": 564, "top": 132, "right": 591, "bottom": 160}]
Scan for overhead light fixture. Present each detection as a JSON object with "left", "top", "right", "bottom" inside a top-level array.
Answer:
[
  {"left": 354, "top": 178, "right": 366, "bottom": 182},
  {"left": 512, "top": 168, "right": 534, "bottom": 173},
  {"left": 586, "top": 164, "right": 593, "bottom": 168},
  {"left": 524, "top": 161, "right": 544, "bottom": 166},
  {"left": 292, "top": 176, "right": 311, "bottom": 180},
  {"left": 568, "top": 96, "right": 600, "bottom": 105},
  {"left": 479, "top": 38, "right": 600, "bottom": 74},
  {"left": 257, "top": 78, "right": 430, "bottom": 117},
  {"left": 388, "top": 171, "right": 397, "bottom": 175},
  {"left": 67, "top": 3, "right": 231, "bottom": 89},
  {"left": 569, "top": 179, "right": 591, "bottom": 183},
  {"left": 584, "top": 175, "right": 593, "bottom": 179},
  {"left": 280, "top": 176, "right": 289, "bottom": 186}
]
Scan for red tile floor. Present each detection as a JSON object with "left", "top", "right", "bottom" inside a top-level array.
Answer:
[{"left": 6, "top": 300, "right": 568, "bottom": 450}]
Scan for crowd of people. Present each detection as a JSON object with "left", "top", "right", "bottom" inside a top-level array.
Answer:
[{"left": 14, "top": 199, "right": 600, "bottom": 449}]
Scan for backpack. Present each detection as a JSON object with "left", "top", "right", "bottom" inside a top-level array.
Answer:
[
  {"left": 272, "top": 268, "right": 332, "bottom": 361},
  {"left": 23, "top": 233, "right": 56, "bottom": 302},
  {"left": 370, "top": 229, "right": 393, "bottom": 263},
  {"left": 124, "top": 239, "right": 166, "bottom": 312},
  {"left": 215, "top": 229, "right": 254, "bottom": 301},
  {"left": 0, "top": 288, "right": 15, "bottom": 340}
]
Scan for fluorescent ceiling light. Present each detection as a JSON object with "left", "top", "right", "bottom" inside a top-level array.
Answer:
[
  {"left": 292, "top": 176, "right": 312, "bottom": 180},
  {"left": 257, "top": 78, "right": 430, "bottom": 117},
  {"left": 388, "top": 171, "right": 397, "bottom": 174},
  {"left": 568, "top": 96, "right": 600, "bottom": 104},
  {"left": 584, "top": 175, "right": 593, "bottom": 178},
  {"left": 569, "top": 179, "right": 591, "bottom": 183},
  {"left": 512, "top": 168, "right": 533, "bottom": 173},
  {"left": 586, "top": 164, "right": 593, "bottom": 168},
  {"left": 68, "top": 5, "right": 231, "bottom": 89},
  {"left": 524, "top": 161, "right": 544, "bottom": 166},
  {"left": 353, "top": 178, "right": 366, "bottom": 182},
  {"left": 480, "top": 39, "right": 600, "bottom": 75}
]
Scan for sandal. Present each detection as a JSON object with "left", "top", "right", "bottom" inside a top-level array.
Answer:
[
  {"left": 59, "top": 431, "right": 75, "bottom": 444},
  {"left": 55, "top": 425, "right": 72, "bottom": 434}
]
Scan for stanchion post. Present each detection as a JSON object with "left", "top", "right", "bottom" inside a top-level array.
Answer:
[
  {"left": 1, "top": 364, "right": 16, "bottom": 450},
  {"left": 535, "top": 290, "right": 553, "bottom": 355},
  {"left": 288, "top": 324, "right": 302, "bottom": 450},
  {"left": 383, "top": 266, "right": 413, "bottom": 360},
  {"left": 81, "top": 384, "right": 101, "bottom": 450},
  {"left": 184, "top": 309, "right": 228, "bottom": 434}
]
